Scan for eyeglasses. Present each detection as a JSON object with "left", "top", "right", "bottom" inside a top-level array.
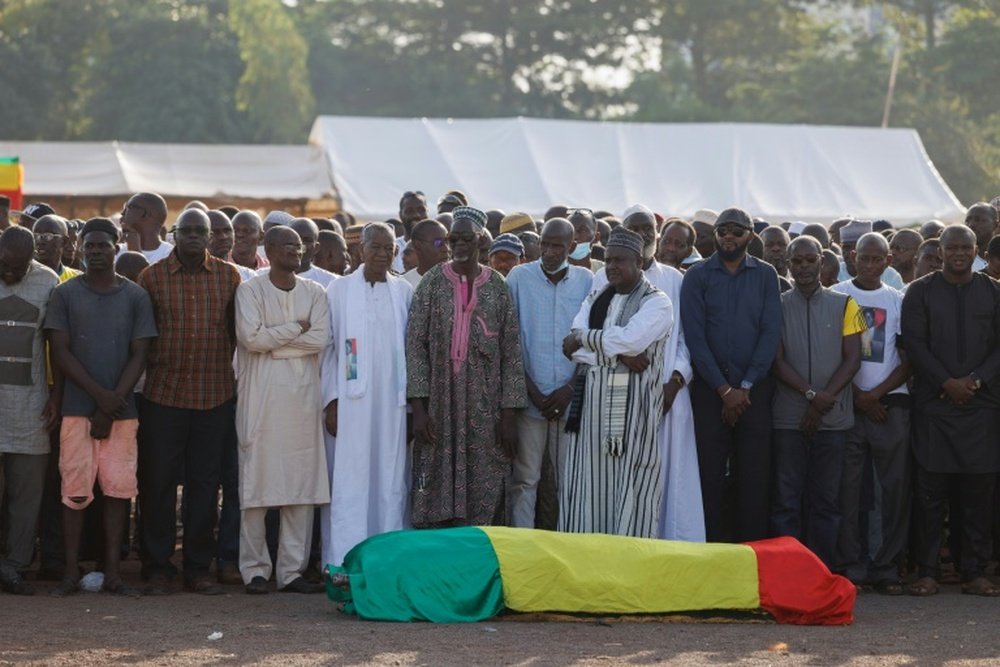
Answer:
[
  {"left": 123, "top": 202, "right": 147, "bottom": 216},
  {"left": 34, "top": 232, "right": 64, "bottom": 243},
  {"left": 416, "top": 237, "right": 446, "bottom": 248},
  {"left": 715, "top": 226, "right": 749, "bottom": 238}
]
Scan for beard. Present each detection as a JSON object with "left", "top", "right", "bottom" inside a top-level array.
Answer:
[
  {"left": 642, "top": 242, "right": 656, "bottom": 262},
  {"left": 715, "top": 239, "right": 746, "bottom": 262}
]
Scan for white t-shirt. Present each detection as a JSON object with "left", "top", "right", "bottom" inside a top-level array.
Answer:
[
  {"left": 832, "top": 280, "right": 907, "bottom": 395},
  {"left": 402, "top": 267, "right": 423, "bottom": 289},
  {"left": 116, "top": 240, "right": 174, "bottom": 265}
]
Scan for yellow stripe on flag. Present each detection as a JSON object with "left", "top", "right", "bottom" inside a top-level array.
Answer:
[
  {"left": 482, "top": 527, "right": 760, "bottom": 615},
  {"left": 0, "top": 162, "right": 22, "bottom": 191}
]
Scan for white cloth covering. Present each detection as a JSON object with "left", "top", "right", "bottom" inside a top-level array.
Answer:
[
  {"left": 592, "top": 261, "right": 706, "bottom": 542},
  {"left": 320, "top": 265, "right": 413, "bottom": 566},
  {"left": 235, "top": 274, "right": 330, "bottom": 510}
]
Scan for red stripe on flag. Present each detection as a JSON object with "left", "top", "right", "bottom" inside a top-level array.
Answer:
[{"left": 747, "top": 536, "right": 856, "bottom": 625}]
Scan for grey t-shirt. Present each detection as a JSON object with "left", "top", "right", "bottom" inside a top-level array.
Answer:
[{"left": 44, "top": 277, "right": 158, "bottom": 419}]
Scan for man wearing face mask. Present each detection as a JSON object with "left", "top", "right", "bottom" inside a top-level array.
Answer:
[
  {"left": 590, "top": 206, "right": 704, "bottom": 541},
  {"left": 505, "top": 218, "right": 592, "bottom": 529},
  {"left": 680, "top": 207, "right": 782, "bottom": 544},
  {"left": 567, "top": 208, "right": 603, "bottom": 273}
]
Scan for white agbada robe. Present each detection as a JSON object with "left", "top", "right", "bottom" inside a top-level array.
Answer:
[
  {"left": 235, "top": 274, "right": 331, "bottom": 508},
  {"left": 593, "top": 260, "right": 705, "bottom": 541},
  {"left": 320, "top": 265, "right": 413, "bottom": 567}
]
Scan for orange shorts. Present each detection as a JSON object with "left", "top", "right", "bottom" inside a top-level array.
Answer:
[{"left": 59, "top": 417, "right": 139, "bottom": 510}]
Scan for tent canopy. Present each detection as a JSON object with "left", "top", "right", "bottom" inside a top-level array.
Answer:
[
  {"left": 0, "top": 141, "right": 335, "bottom": 200},
  {"left": 309, "top": 116, "right": 965, "bottom": 226}
]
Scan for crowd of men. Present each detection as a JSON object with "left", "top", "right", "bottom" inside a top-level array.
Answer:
[{"left": 1, "top": 189, "right": 1000, "bottom": 601}]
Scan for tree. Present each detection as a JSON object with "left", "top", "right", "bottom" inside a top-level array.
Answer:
[{"left": 228, "top": 0, "right": 314, "bottom": 142}]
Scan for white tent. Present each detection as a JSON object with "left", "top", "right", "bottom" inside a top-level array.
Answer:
[
  {"left": 0, "top": 141, "right": 335, "bottom": 200},
  {"left": 309, "top": 116, "right": 966, "bottom": 225}
]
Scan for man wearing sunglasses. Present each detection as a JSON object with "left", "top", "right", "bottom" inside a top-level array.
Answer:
[
  {"left": 402, "top": 219, "right": 449, "bottom": 289},
  {"left": 680, "top": 207, "right": 782, "bottom": 545}
]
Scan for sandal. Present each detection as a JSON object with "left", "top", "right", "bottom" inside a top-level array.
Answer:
[
  {"left": 874, "top": 579, "right": 904, "bottom": 596},
  {"left": 102, "top": 577, "right": 142, "bottom": 598},
  {"left": 961, "top": 576, "right": 1000, "bottom": 597},
  {"left": 49, "top": 577, "right": 79, "bottom": 598},
  {"left": 907, "top": 576, "right": 939, "bottom": 596}
]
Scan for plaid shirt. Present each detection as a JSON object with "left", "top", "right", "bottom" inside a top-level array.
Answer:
[{"left": 137, "top": 250, "right": 240, "bottom": 410}]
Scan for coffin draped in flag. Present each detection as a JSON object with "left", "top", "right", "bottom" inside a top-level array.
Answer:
[{"left": 325, "top": 527, "right": 855, "bottom": 626}]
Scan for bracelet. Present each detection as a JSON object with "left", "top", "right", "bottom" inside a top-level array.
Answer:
[{"left": 720, "top": 387, "right": 733, "bottom": 398}]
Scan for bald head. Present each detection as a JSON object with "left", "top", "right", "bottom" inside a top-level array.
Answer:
[
  {"left": 290, "top": 217, "right": 319, "bottom": 239},
  {"left": 33, "top": 214, "right": 69, "bottom": 236},
  {"left": 788, "top": 235, "right": 822, "bottom": 257},
  {"left": 0, "top": 225, "right": 34, "bottom": 255},
  {"left": 232, "top": 210, "right": 262, "bottom": 232},
  {"left": 941, "top": 224, "right": 976, "bottom": 246},
  {"left": 856, "top": 231, "right": 890, "bottom": 254},
  {"left": 800, "top": 224, "right": 830, "bottom": 249},
  {"left": 540, "top": 217, "right": 574, "bottom": 243},
  {"left": 264, "top": 225, "right": 300, "bottom": 248},
  {"left": 115, "top": 250, "right": 150, "bottom": 282}
]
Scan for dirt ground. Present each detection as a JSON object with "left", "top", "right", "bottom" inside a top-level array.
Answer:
[{"left": 2, "top": 565, "right": 1000, "bottom": 667}]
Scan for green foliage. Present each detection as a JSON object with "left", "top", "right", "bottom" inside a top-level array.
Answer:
[
  {"left": 229, "top": 0, "right": 315, "bottom": 142},
  {"left": 0, "top": 0, "right": 996, "bottom": 199}
]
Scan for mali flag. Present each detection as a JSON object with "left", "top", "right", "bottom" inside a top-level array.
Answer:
[
  {"left": 0, "top": 157, "right": 23, "bottom": 210},
  {"left": 325, "top": 527, "right": 856, "bottom": 626}
]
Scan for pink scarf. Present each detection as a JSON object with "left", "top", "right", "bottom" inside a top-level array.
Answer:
[{"left": 443, "top": 264, "right": 491, "bottom": 374}]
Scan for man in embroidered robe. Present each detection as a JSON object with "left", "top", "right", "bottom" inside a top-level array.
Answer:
[
  {"left": 321, "top": 223, "right": 413, "bottom": 566},
  {"left": 560, "top": 226, "right": 673, "bottom": 538},
  {"left": 406, "top": 206, "right": 526, "bottom": 527}
]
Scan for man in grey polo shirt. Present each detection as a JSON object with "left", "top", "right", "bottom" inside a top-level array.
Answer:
[{"left": 771, "top": 236, "right": 864, "bottom": 568}]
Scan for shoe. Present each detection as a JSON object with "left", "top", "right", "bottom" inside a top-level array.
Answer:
[
  {"left": 245, "top": 576, "right": 269, "bottom": 595},
  {"left": 185, "top": 575, "right": 223, "bottom": 596},
  {"left": 873, "top": 579, "right": 904, "bottom": 596},
  {"left": 961, "top": 576, "right": 1000, "bottom": 597},
  {"left": 279, "top": 576, "right": 324, "bottom": 594},
  {"left": 217, "top": 564, "right": 243, "bottom": 586},
  {"left": 102, "top": 577, "right": 142, "bottom": 598},
  {"left": 907, "top": 576, "right": 939, "bottom": 597},
  {"left": 1, "top": 573, "right": 36, "bottom": 596},
  {"left": 49, "top": 577, "right": 79, "bottom": 598},
  {"left": 143, "top": 573, "right": 173, "bottom": 596}
]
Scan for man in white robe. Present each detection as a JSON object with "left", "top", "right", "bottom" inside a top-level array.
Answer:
[
  {"left": 591, "top": 207, "right": 706, "bottom": 541},
  {"left": 321, "top": 223, "right": 413, "bottom": 567},
  {"left": 235, "top": 226, "right": 330, "bottom": 594},
  {"left": 560, "top": 227, "right": 672, "bottom": 538}
]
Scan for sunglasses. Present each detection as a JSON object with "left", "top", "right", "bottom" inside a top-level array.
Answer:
[
  {"left": 416, "top": 237, "right": 446, "bottom": 248},
  {"left": 34, "top": 232, "right": 65, "bottom": 243},
  {"left": 715, "top": 226, "right": 749, "bottom": 238}
]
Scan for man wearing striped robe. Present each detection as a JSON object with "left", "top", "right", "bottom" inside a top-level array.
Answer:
[{"left": 559, "top": 227, "right": 673, "bottom": 538}]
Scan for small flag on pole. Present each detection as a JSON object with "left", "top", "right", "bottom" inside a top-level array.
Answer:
[{"left": 0, "top": 157, "right": 24, "bottom": 210}]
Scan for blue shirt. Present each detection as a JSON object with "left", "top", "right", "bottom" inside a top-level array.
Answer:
[
  {"left": 506, "top": 261, "right": 593, "bottom": 419},
  {"left": 680, "top": 253, "right": 783, "bottom": 390}
]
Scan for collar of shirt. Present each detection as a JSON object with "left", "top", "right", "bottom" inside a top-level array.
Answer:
[
  {"left": 166, "top": 249, "right": 215, "bottom": 275},
  {"left": 704, "top": 252, "right": 760, "bottom": 274}
]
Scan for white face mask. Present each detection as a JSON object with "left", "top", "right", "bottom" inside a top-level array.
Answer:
[
  {"left": 543, "top": 259, "right": 569, "bottom": 275},
  {"left": 569, "top": 242, "right": 591, "bottom": 261}
]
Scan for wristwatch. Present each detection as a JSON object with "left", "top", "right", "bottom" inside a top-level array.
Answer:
[
  {"left": 804, "top": 389, "right": 817, "bottom": 401},
  {"left": 970, "top": 373, "right": 982, "bottom": 390},
  {"left": 739, "top": 380, "right": 753, "bottom": 391}
]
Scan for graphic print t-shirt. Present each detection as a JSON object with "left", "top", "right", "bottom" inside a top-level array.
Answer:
[{"left": 832, "top": 280, "right": 907, "bottom": 395}]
